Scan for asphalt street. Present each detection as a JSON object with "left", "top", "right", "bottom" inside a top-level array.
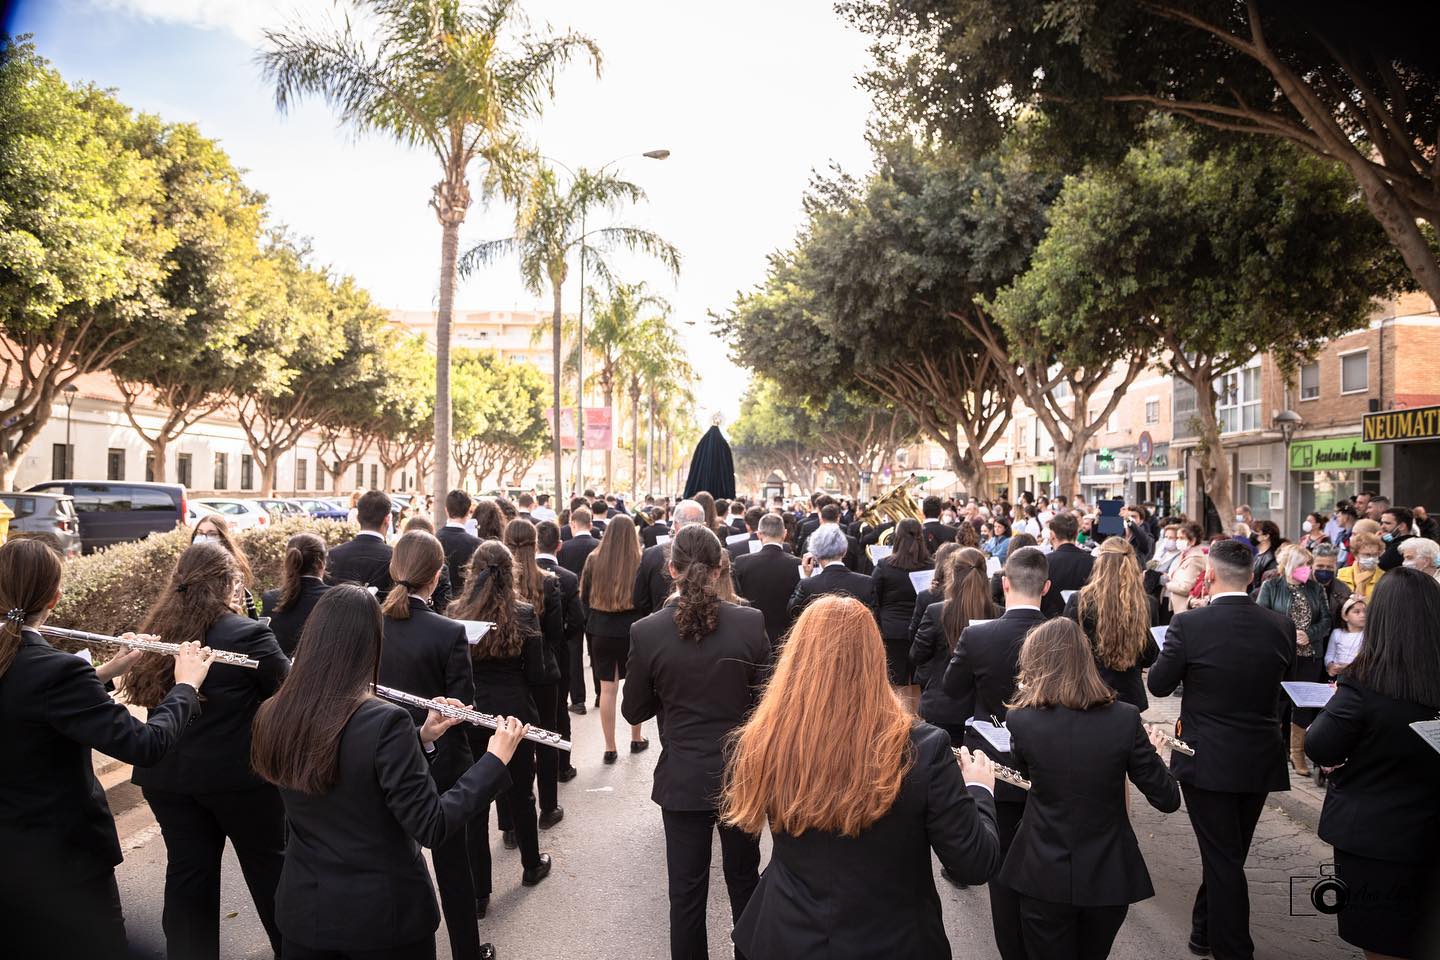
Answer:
[{"left": 109, "top": 693, "right": 1361, "bottom": 960}]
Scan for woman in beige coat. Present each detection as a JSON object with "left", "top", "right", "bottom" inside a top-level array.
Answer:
[{"left": 1162, "top": 520, "right": 1210, "bottom": 615}]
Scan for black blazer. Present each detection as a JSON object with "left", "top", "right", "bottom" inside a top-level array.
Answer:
[
  {"left": 872, "top": 558, "right": 932, "bottom": 640},
  {"left": 942, "top": 607, "right": 1046, "bottom": 803},
  {"left": 787, "top": 563, "right": 878, "bottom": 619},
  {"left": 921, "top": 519, "right": 957, "bottom": 556},
  {"left": 436, "top": 525, "right": 481, "bottom": 596},
  {"left": 1147, "top": 595, "right": 1294, "bottom": 793},
  {"left": 1041, "top": 543, "right": 1094, "bottom": 618},
  {"left": 907, "top": 587, "right": 941, "bottom": 655},
  {"left": 467, "top": 603, "right": 546, "bottom": 725},
  {"left": 274, "top": 698, "right": 511, "bottom": 952},
  {"left": 326, "top": 533, "right": 394, "bottom": 593},
  {"left": 640, "top": 521, "right": 670, "bottom": 549},
  {"left": 535, "top": 575, "right": 565, "bottom": 684},
  {"left": 132, "top": 613, "right": 289, "bottom": 795},
  {"left": 795, "top": 513, "right": 820, "bottom": 555},
  {"left": 725, "top": 532, "right": 759, "bottom": 565},
  {"left": 0, "top": 628, "right": 199, "bottom": 890},
  {"left": 733, "top": 724, "right": 1001, "bottom": 960},
  {"left": 1062, "top": 591, "right": 1161, "bottom": 712},
  {"left": 731, "top": 543, "right": 802, "bottom": 646},
  {"left": 632, "top": 541, "right": 673, "bottom": 617},
  {"left": 556, "top": 533, "right": 599, "bottom": 579},
  {"left": 621, "top": 602, "right": 769, "bottom": 811},
  {"left": 262, "top": 577, "right": 331, "bottom": 658},
  {"left": 379, "top": 598, "right": 475, "bottom": 785},
  {"left": 1305, "top": 677, "right": 1440, "bottom": 864},
  {"left": 537, "top": 556, "right": 583, "bottom": 650},
  {"left": 909, "top": 600, "right": 974, "bottom": 727},
  {"left": 1000, "top": 703, "right": 1180, "bottom": 906}
]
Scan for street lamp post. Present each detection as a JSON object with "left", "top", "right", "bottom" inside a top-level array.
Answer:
[
  {"left": 1274, "top": 409, "right": 1303, "bottom": 528},
  {"left": 62, "top": 383, "right": 78, "bottom": 479}
]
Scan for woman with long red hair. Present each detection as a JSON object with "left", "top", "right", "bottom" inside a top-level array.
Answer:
[{"left": 722, "top": 594, "right": 1002, "bottom": 959}]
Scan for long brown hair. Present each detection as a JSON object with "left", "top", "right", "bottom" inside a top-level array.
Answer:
[
  {"left": 126, "top": 543, "right": 239, "bottom": 707},
  {"left": 383, "top": 531, "right": 444, "bottom": 620},
  {"left": 274, "top": 533, "right": 326, "bottom": 613},
  {"left": 942, "top": 547, "right": 996, "bottom": 653},
  {"left": 471, "top": 499, "right": 504, "bottom": 541},
  {"left": 722, "top": 596, "right": 913, "bottom": 838},
  {"left": 0, "top": 538, "right": 62, "bottom": 678},
  {"left": 927, "top": 542, "right": 961, "bottom": 596},
  {"left": 451, "top": 540, "right": 532, "bottom": 659},
  {"left": 1008, "top": 617, "right": 1117, "bottom": 711},
  {"left": 504, "top": 517, "right": 546, "bottom": 615},
  {"left": 887, "top": 517, "right": 931, "bottom": 572},
  {"left": 252, "top": 585, "right": 383, "bottom": 794},
  {"left": 1076, "top": 537, "right": 1150, "bottom": 670},
  {"left": 693, "top": 491, "right": 717, "bottom": 529},
  {"left": 671, "top": 524, "right": 723, "bottom": 644},
  {"left": 582, "top": 513, "right": 640, "bottom": 612},
  {"left": 192, "top": 513, "right": 254, "bottom": 585}
]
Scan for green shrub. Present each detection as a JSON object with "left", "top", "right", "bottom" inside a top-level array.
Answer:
[{"left": 50, "top": 517, "right": 358, "bottom": 639}]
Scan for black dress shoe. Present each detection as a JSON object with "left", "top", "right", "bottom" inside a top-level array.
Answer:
[
  {"left": 539, "top": 806, "right": 565, "bottom": 829},
  {"left": 603, "top": 750, "right": 618, "bottom": 764},
  {"left": 480, "top": 945, "right": 496, "bottom": 960},
  {"left": 1187, "top": 936, "right": 1210, "bottom": 956},
  {"left": 557, "top": 765, "right": 578, "bottom": 782},
  {"left": 475, "top": 896, "right": 489, "bottom": 919},
  {"left": 568, "top": 702, "right": 587, "bottom": 715},
  {"left": 501, "top": 829, "right": 517, "bottom": 850},
  {"left": 594, "top": 695, "right": 600, "bottom": 707},
  {"left": 521, "top": 853, "right": 553, "bottom": 886},
  {"left": 630, "top": 738, "right": 650, "bottom": 754}
]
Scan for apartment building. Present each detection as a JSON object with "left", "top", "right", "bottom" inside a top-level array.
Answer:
[{"left": 390, "top": 307, "right": 561, "bottom": 372}]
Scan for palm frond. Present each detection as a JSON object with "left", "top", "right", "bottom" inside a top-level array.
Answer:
[{"left": 586, "top": 225, "right": 682, "bottom": 277}]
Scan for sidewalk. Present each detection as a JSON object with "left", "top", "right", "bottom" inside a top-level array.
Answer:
[{"left": 1142, "top": 693, "right": 1326, "bottom": 832}]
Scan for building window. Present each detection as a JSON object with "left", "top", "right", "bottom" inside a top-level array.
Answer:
[
  {"left": 1145, "top": 399, "right": 1159, "bottom": 425},
  {"left": 1106, "top": 410, "right": 1118, "bottom": 434},
  {"left": 145, "top": 452, "right": 155, "bottom": 482},
  {"left": 355, "top": 462, "right": 365, "bottom": 489},
  {"left": 240, "top": 454, "right": 254, "bottom": 491},
  {"left": 213, "top": 452, "right": 228, "bottom": 491},
  {"left": 107, "top": 448, "right": 125, "bottom": 481},
  {"left": 1300, "top": 361, "right": 1320, "bottom": 401},
  {"left": 1217, "top": 363, "right": 1262, "bottom": 434},
  {"left": 176, "top": 453, "right": 193, "bottom": 489},
  {"left": 1015, "top": 424, "right": 1027, "bottom": 456},
  {"left": 1340, "top": 350, "right": 1369, "bottom": 394},
  {"left": 370, "top": 463, "right": 379, "bottom": 490},
  {"left": 296, "top": 458, "right": 308, "bottom": 491},
  {"left": 52, "top": 443, "right": 73, "bottom": 480}
]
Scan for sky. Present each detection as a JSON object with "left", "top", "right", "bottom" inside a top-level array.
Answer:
[{"left": 4, "top": 0, "right": 878, "bottom": 426}]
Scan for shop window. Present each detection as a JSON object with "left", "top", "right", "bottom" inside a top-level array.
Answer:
[
  {"left": 176, "top": 453, "right": 192, "bottom": 489},
  {"left": 296, "top": 458, "right": 308, "bottom": 491},
  {"left": 241, "top": 454, "right": 254, "bottom": 491}
]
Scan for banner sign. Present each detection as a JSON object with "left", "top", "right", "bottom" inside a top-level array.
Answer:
[
  {"left": 1288, "top": 437, "right": 1380, "bottom": 471},
  {"left": 548, "top": 407, "right": 613, "bottom": 450},
  {"left": 1362, "top": 404, "right": 1440, "bottom": 444}
]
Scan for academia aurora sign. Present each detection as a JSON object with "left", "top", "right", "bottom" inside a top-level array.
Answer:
[{"left": 1288, "top": 437, "right": 1380, "bottom": 471}]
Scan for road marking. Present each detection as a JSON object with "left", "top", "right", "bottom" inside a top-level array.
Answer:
[
  {"left": 584, "top": 786, "right": 614, "bottom": 793},
  {"left": 124, "top": 823, "right": 162, "bottom": 851}
]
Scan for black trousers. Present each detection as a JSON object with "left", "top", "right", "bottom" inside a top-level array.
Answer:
[
  {"left": 430, "top": 742, "right": 484, "bottom": 960},
  {"left": 282, "top": 935, "right": 436, "bottom": 960},
  {"left": 661, "top": 808, "right": 761, "bottom": 960},
  {"left": 553, "top": 640, "right": 574, "bottom": 769},
  {"left": 143, "top": 784, "right": 284, "bottom": 960},
  {"left": 568, "top": 630, "right": 587, "bottom": 705},
  {"left": 1017, "top": 897, "right": 1129, "bottom": 960},
  {"left": 3, "top": 870, "right": 127, "bottom": 960},
  {"left": 1181, "top": 783, "right": 1268, "bottom": 960},
  {"left": 532, "top": 681, "right": 562, "bottom": 813},
  {"left": 989, "top": 799, "right": 1028, "bottom": 960},
  {"left": 466, "top": 738, "right": 540, "bottom": 895}
]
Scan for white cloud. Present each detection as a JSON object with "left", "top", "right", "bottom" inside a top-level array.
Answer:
[{"left": 90, "top": 0, "right": 300, "bottom": 41}]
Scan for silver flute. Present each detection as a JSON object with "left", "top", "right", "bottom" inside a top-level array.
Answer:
[
  {"left": 39, "top": 626, "right": 260, "bottom": 669},
  {"left": 952, "top": 746, "right": 1032, "bottom": 791},
  {"left": 373, "top": 684, "right": 572, "bottom": 752},
  {"left": 1147, "top": 726, "right": 1196, "bottom": 756}
]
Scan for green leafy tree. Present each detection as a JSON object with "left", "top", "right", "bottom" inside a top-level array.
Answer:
[
  {"left": 448, "top": 349, "right": 497, "bottom": 487},
  {"left": 730, "top": 379, "right": 824, "bottom": 494},
  {"left": 371, "top": 334, "right": 436, "bottom": 492},
  {"left": 260, "top": 0, "right": 600, "bottom": 517}
]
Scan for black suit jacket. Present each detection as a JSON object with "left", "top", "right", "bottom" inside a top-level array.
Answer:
[
  {"left": 326, "top": 532, "right": 394, "bottom": 594},
  {"left": 378, "top": 598, "right": 475, "bottom": 785},
  {"left": 633, "top": 541, "right": 673, "bottom": 618},
  {"left": 1041, "top": 543, "right": 1094, "bottom": 618},
  {"left": 274, "top": 698, "right": 511, "bottom": 952},
  {"left": 261, "top": 577, "right": 331, "bottom": 658},
  {"left": 999, "top": 702, "right": 1180, "bottom": 906},
  {"left": 787, "top": 563, "right": 878, "bottom": 619},
  {"left": 537, "top": 556, "right": 583, "bottom": 652},
  {"left": 436, "top": 524, "right": 481, "bottom": 595},
  {"left": 132, "top": 613, "right": 289, "bottom": 795},
  {"left": 872, "top": 558, "right": 932, "bottom": 640},
  {"left": 622, "top": 602, "right": 770, "bottom": 811},
  {"left": 921, "top": 519, "right": 957, "bottom": 556},
  {"left": 795, "top": 513, "right": 820, "bottom": 555},
  {"left": 556, "top": 533, "right": 599, "bottom": 579},
  {"left": 733, "top": 724, "right": 1001, "bottom": 960},
  {"left": 909, "top": 600, "right": 974, "bottom": 727},
  {"left": 467, "top": 603, "right": 546, "bottom": 724},
  {"left": 640, "top": 521, "right": 670, "bottom": 549},
  {"left": 732, "top": 543, "right": 802, "bottom": 646},
  {"left": 1305, "top": 677, "right": 1440, "bottom": 864},
  {"left": 1147, "top": 595, "right": 1294, "bottom": 793},
  {"left": 725, "top": 531, "right": 759, "bottom": 565},
  {"left": 0, "top": 628, "right": 199, "bottom": 890}
]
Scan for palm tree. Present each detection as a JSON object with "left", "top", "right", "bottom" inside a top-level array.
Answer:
[
  {"left": 461, "top": 164, "right": 679, "bottom": 499},
  {"left": 258, "top": 0, "right": 599, "bottom": 521},
  {"left": 622, "top": 313, "right": 677, "bottom": 498},
  {"left": 584, "top": 281, "right": 670, "bottom": 490}
]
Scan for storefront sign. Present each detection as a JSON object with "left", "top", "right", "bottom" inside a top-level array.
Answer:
[
  {"left": 1289, "top": 437, "right": 1381, "bottom": 470},
  {"left": 1362, "top": 404, "right": 1440, "bottom": 444}
]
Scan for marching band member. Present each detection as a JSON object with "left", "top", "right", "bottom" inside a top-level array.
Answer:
[{"left": 260, "top": 532, "right": 330, "bottom": 657}]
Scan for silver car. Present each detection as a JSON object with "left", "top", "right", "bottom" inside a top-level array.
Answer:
[{"left": 2, "top": 492, "right": 83, "bottom": 557}]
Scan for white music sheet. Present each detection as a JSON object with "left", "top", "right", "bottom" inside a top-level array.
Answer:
[
  {"left": 967, "top": 719, "right": 1013, "bottom": 753},
  {"left": 1281, "top": 681, "right": 1337, "bottom": 708},
  {"left": 1410, "top": 720, "right": 1440, "bottom": 756},
  {"left": 909, "top": 569, "right": 936, "bottom": 594},
  {"left": 456, "top": 620, "right": 495, "bottom": 645}
]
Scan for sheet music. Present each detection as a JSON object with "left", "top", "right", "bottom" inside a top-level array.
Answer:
[
  {"left": 986, "top": 556, "right": 1001, "bottom": 576},
  {"left": 455, "top": 620, "right": 495, "bottom": 644},
  {"left": 1061, "top": 589, "right": 1076, "bottom": 602},
  {"left": 966, "top": 619, "right": 993, "bottom": 627},
  {"left": 1281, "top": 681, "right": 1336, "bottom": 708},
  {"left": 74, "top": 647, "right": 93, "bottom": 664},
  {"left": 867, "top": 544, "right": 893, "bottom": 563},
  {"left": 967, "top": 719, "right": 1012, "bottom": 753},
  {"left": 748, "top": 539, "right": 763, "bottom": 554},
  {"left": 909, "top": 569, "right": 936, "bottom": 594},
  {"left": 726, "top": 532, "right": 750, "bottom": 546},
  {"left": 1410, "top": 720, "right": 1440, "bottom": 756},
  {"left": 1150, "top": 625, "right": 1168, "bottom": 648},
  {"left": 655, "top": 534, "right": 671, "bottom": 546}
]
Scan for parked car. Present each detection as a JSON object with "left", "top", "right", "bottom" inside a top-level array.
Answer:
[
  {"left": 24, "top": 481, "right": 187, "bottom": 554},
  {"left": 253, "top": 498, "right": 307, "bottom": 518},
  {"left": 0, "top": 492, "right": 83, "bottom": 557},
  {"left": 192, "top": 498, "right": 271, "bottom": 531},
  {"left": 185, "top": 501, "right": 224, "bottom": 528},
  {"left": 293, "top": 497, "right": 348, "bottom": 521}
]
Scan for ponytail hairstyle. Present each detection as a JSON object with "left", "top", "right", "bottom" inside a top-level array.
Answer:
[
  {"left": 126, "top": 543, "right": 239, "bottom": 707},
  {"left": 452, "top": 540, "right": 528, "bottom": 659},
  {"left": 941, "top": 547, "right": 996, "bottom": 654},
  {"left": 503, "top": 518, "right": 546, "bottom": 615},
  {"left": 0, "top": 538, "right": 64, "bottom": 679},
  {"left": 275, "top": 533, "right": 326, "bottom": 613},
  {"left": 671, "top": 523, "right": 723, "bottom": 644},
  {"left": 383, "top": 530, "right": 444, "bottom": 620}
]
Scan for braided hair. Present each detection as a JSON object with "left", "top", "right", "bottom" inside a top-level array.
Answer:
[
  {"left": 670, "top": 524, "right": 723, "bottom": 645},
  {"left": 451, "top": 540, "right": 530, "bottom": 659}
]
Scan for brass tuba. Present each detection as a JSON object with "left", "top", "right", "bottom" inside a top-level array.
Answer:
[{"left": 857, "top": 475, "right": 925, "bottom": 545}]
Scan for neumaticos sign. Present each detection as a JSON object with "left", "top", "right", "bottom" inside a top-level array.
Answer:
[{"left": 1362, "top": 405, "right": 1440, "bottom": 444}]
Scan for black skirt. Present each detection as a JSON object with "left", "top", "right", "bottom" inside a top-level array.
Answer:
[
  {"left": 882, "top": 637, "right": 912, "bottom": 686},
  {"left": 1333, "top": 848, "right": 1440, "bottom": 957},
  {"left": 590, "top": 632, "right": 632, "bottom": 681}
]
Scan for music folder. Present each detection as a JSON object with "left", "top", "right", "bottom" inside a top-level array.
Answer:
[
  {"left": 455, "top": 620, "right": 495, "bottom": 644},
  {"left": 1281, "top": 681, "right": 1336, "bottom": 708},
  {"left": 967, "top": 719, "right": 1013, "bottom": 753},
  {"left": 909, "top": 569, "right": 936, "bottom": 594},
  {"left": 1410, "top": 720, "right": 1440, "bottom": 756}
]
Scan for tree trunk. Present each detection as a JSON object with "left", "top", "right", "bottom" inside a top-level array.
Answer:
[
  {"left": 1348, "top": 167, "right": 1440, "bottom": 312},
  {"left": 629, "top": 380, "right": 641, "bottom": 501},
  {"left": 145, "top": 436, "right": 169, "bottom": 484},
  {"left": 602, "top": 369, "right": 614, "bottom": 493},
  {"left": 1053, "top": 440, "right": 1083, "bottom": 501},
  {"left": 433, "top": 217, "right": 460, "bottom": 526},
  {"left": 1188, "top": 375, "right": 1235, "bottom": 532},
  {"left": 551, "top": 282, "right": 564, "bottom": 499}
]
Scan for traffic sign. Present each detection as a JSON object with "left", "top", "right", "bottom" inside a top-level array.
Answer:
[{"left": 1137, "top": 431, "right": 1154, "bottom": 465}]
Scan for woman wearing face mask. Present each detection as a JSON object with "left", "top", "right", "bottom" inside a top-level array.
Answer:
[
  {"left": 1256, "top": 544, "right": 1332, "bottom": 777},
  {"left": 1398, "top": 537, "right": 1440, "bottom": 583},
  {"left": 191, "top": 516, "right": 262, "bottom": 619},
  {"left": 1338, "top": 532, "right": 1387, "bottom": 600},
  {"left": 1250, "top": 520, "right": 1283, "bottom": 586},
  {"left": 1161, "top": 521, "right": 1208, "bottom": 617},
  {"left": 1310, "top": 543, "right": 1352, "bottom": 626},
  {"left": 1299, "top": 512, "right": 1330, "bottom": 552}
]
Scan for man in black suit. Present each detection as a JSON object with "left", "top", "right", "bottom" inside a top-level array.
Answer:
[
  {"left": 536, "top": 520, "right": 584, "bottom": 759},
  {"left": 641, "top": 506, "right": 671, "bottom": 549},
  {"left": 556, "top": 507, "right": 600, "bottom": 712},
  {"left": 1377, "top": 505, "right": 1416, "bottom": 571},
  {"left": 1148, "top": 537, "right": 1294, "bottom": 960},
  {"left": 727, "top": 501, "right": 748, "bottom": 534},
  {"left": 921, "top": 494, "right": 958, "bottom": 556},
  {"left": 589, "top": 498, "right": 609, "bottom": 537},
  {"left": 515, "top": 491, "right": 536, "bottom": 524},
  {"left": 1041, "top": 512, "right": 1093, "bottom": 618},
  {"left": 732, "top": 513, "right": 802, "bottom": 647},
  {"left": 942, "top": 545, "right": 1050, "bottom": 960},
  {"left": 634, "top": 500, "right": 706, "bottom": 617},
  {"left": 326, "top": 490, "right": 394, "bottom": 593},
  {"left": 558, "top": 496, "right": 587, "bottom": 541},
  {"left": 725, "top": 506, "right": 764, "bottom": 564},
  {"left": 795, "top": 492, "right": 826, "bottom": 556},
  {"left": 787, "top": 524, "right": 878, "bottom": 620},
  {"left": 436, "top": 489, "right": 482, "bottom": 597}
]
